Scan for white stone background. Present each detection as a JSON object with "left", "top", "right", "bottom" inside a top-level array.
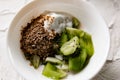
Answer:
[{"left": 0, "top": 0, "right": 120, "bottom": 80}]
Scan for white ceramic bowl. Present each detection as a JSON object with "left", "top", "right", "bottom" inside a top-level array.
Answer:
[{"left": 7, "top": 0, "right": 110, "bottom": 80}]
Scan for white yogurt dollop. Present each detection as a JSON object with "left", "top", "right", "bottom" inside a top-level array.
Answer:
[{"left": 43, "top": 11, "right": 73, "bottom": 33}]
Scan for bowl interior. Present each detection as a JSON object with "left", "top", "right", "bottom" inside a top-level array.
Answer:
[{"left": 7, "top": 0, "right": 110, "bottom": 80}]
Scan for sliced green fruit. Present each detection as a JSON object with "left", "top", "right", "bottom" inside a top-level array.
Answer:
[
  {"left": 65, "top": 27, "right": 94, "bottom": 57},
  {"left": 59, "top": 31, "right": 68, "bottom": 46},
  {"left": 42, "top": 63, "right": 67, "bottom": 79},
  {"left": 79, "top": 33, "right": 94, "bottom": 57},
  {"left": 30, "top": 55, "right": 40, "bottom": 69},
  {"left": 66, "top": 27, "right": 84, "bottom": 39},
  {"left": 60, "top": 36, "right": 79, "bottom": 56},
  {"left": 69, "top": 49, "right": 87, "bottom": 72},
  {"left": 45, "top": 57, "right": 62, "bottom": 64},
  {"left": 72, "top": 17, "right": 80, "bottom": 28}
]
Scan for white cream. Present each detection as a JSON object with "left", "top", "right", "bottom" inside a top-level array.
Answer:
[{"left": 43, "top": 12, "right": 73, "bottom": 33}]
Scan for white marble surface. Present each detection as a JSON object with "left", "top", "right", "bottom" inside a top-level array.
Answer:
[{"left": 0, "top": 0, "right": 120, "bottom": 80}]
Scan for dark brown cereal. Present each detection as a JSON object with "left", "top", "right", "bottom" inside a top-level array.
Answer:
[{"left": 20, "top": 15, "right": 57, "bottom": 61}]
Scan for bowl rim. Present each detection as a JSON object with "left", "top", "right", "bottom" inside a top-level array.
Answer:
[{"left": 7, "top": 0, "right": 110, "bottom": 80}]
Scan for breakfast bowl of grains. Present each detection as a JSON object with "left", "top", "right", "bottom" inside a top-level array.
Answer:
[{"left": 7, "top": 0, "right": 110, "bottom": 80}]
